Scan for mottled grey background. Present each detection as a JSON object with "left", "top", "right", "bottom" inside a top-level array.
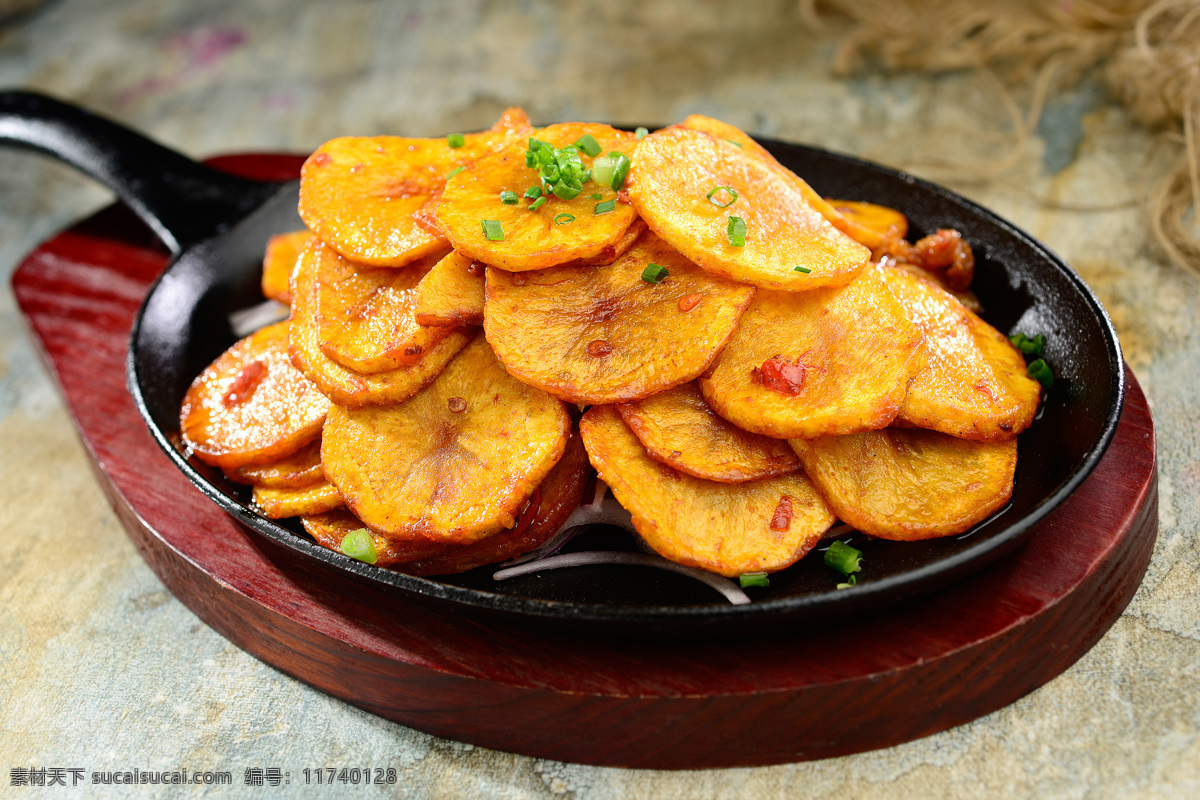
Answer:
[{"left": 1, "top": 1, "right": 1197, "bottom": 797}]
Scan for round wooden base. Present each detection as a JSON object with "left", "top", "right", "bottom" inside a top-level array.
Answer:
[{"left": 12, "top": 155, "right": 1158, "bottom": 769}]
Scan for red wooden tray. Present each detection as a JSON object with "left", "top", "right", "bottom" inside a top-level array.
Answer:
[{"left": 12, "top": 154, "right": 1158, "bottom": 769}]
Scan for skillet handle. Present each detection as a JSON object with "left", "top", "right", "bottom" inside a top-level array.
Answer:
[{"left": 0, "top": 90, "right": 282, "bottom": 255}]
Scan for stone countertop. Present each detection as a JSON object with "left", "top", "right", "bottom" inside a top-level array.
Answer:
[{"left": 1, "top": 1, "right": 1197, "bottom": 797}]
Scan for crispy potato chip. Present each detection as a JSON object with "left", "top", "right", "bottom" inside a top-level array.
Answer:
[
  {"left": 224, "top": 439, "right": 324, "bottom": 489},
  {"left": 312, "top": 244, "right": 457, "bottom": 374},
  {"left": 252, "top": 477, "right": 344, "bottom": 519},
  {"left": 617, "top": 381, "right": 800, "bottom": 483},
  {"left": 678, "top": 114, "right": 886, "bottom": 249},
  {"left": 299, "top": 108, "right": 534, "bottom": 267},
  {"left": 485, "top": 232, "right": 755, "bottom": 404},
  {"left": 303, "top": 429, "right": 588, "bottom": 574},
  {"left": 580, "top": 405, "right": 834, "bottom": 576},
  {"left": 880, "top": 265, "right": 1040, "bottom": 440},
  {"left": 627, "top": 126, "right": 871, "bottom": 291},
  {"left": 289, "top": 239, "right": 472, "bottom": 408},
  {"left": 825, "top": 199, "right": 908, "bottom": 241},
  {"left": 321, "top": 335, "right": 570, "bottom": 543},
  {"left": 436, "top": 122, "right": 640, "bottom": 271},
  {"left": 699, "top": 264, "right": 924, "bottom": 439},
  {"left": 790, "top": 429, "right": 1016, "bottom": 539},
  {"left": 413, "top": 250, "right": 485, "bottom": 327},
  {"left": 181, "top": 320, "right": 330, "bottom": 469},
  {"left": 261, "top": 230, "right": 310, "bottom": 304}
]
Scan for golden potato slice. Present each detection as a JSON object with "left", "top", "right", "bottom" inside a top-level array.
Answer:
[
  {"left": 617, "top": 381, "right": 799, "bottom": 483},
  {"left": 312, "top": 244, "right": 457, "bottom": 374},
  {"left": 413, "top": 250, "right": 485, "bottom": 327},
  {"left": 303, "top": 428, "right": 588, "bottom": 574},
  {"left": 289, "top": 239, "right": 472, "bottom": 408},
  {"left": 580, "top": 405, "right": 834, "bottom": 577},
  {"left": 572, "top": 217, "right": 648, "bottom": 267},
  {"left": 252, "top": 478, "right": 344, "bottom": 519},
  {"left": 321, "top": 335, "right": 570, "bottom": 543},
  {"left": 436, "top": 122, "right": 640, "bottom": 271},
  {"left": 299, "top": 108, "right": 534, "bottom": 267},
  {"left": 678, "top": 114, "right": 886, "bottom": 249},
  {"left": 181, "top": 320, "right": 330, "bottom": 469},
  {"left": 790, "top": 429, "right": 1017, "bottom": 539},
  {"left": 698, "top": 264, "right": 924, "bottom": 439},
  {"left": 825, "top": 199, "right": 908, "bottom": 241},
  {"left": 225, "top": 439, "right": 324, "bottom": 489},
  {"left": 627, "top": 126, "right": 870, "bottom": 291},
  {"left": 880, "top": 265, "right": 1040, "bottom": 440},
  {"left": 261, "top": 230, "right": 310, "bottom": 304},
  {"left": 485, "top": 232, "right": 755, "bottom": 404},
  {"left": 889, "top": 260, "right": 982, "bottom": 314}
]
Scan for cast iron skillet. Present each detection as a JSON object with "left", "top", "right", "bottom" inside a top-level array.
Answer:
[{"left": 0, "top": 90, "right": 1124, "bottom": 639}]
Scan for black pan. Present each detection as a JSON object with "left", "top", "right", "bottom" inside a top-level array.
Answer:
[{"left": 1, "top": 90, "right": 1124, "bottom": 639}]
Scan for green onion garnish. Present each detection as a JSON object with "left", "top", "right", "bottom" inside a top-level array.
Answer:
[
  {"left": 447, "top": 133, "right": 465, "bottom": 148},
  {"left": 641, "top": 263, "right": 669, "bottom": 283},
  {"left": 727, "top": 216, "right": 747, "bottom": 247},
  {"left": 739, "top": 572, "right": 769, "bottom": 588},
  {"left": 1009, "top": 332, "right": 1046, "bottom": 357},
  {"left": 590, "top": 193, "right": 603, "bottom": 200},
  {"left": 554, "top": 213, "right": 575, "bottom": 225},
  {"left": 592, "top": 152, "right": 631, "bottom": 191},
  {"left": 499, "top": 190, "right": 518, "bottom": 205},
  {"left": 446, "top": 166, "right": 465, "bottom": 179},
  {"left": 529, "top": 196, "right": 547, "bottom": 212},
  {"left": 340, "top": 529, "right": 377, "bottom": 565},
  {"left": 707, "top": 185, "right": 739, "bottom": 208},
  {"left": 836, "top": 575, "right": 858, "bottom": 590},
  {"left": 524, "top": 186, "right": 542, "bottom": 200},
  {"left": 725, "top": 138, "right": 744, "bottom": 148},
  {"left": 594, "top": 199, "right": 616, "bottom": 215},
  {"left": 824, "top": 540, "right": 862, "bottom": 579},
  {"left": 793, "top": 265, "right": 812, "bottom": 274},
  {"left": 1027, "top": 358, "right": 1055, "bottom": 387},
  {"left": 481, "top": 219, "right": 504, "bottom": 241},
  {"left": 574, "top": 133, "right": 602, "bottom": 157},
  {"left": 635, "top": 126, "right": 649, "bottom": 139}
]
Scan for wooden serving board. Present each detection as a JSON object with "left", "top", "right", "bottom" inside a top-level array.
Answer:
[{"left": 12, "top": 154, "right": 1158, "bottom": 769}]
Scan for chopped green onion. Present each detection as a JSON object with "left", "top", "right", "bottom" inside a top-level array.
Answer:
[
  {"left": 499, "top": 190, "right": 519, "bottom": 205},
  {"left": 739, "top": 572, "right": 769, "bottom": 588},
  {"left": 590, "top": 193, "right": 603, "bottom": 200},
  {"left": 609, "top": 153, "right": 631, "bottom": 190},
  {"left": 340, "top": 529, "right": 377, "bottom": 565},
  {"left": 635, "top": 126, "right": 649, "bottom": 139},
  {"left": 836, "top": 575, "right": 858, "bottom": 590},
  {"left": 1027, "top": 358, "right": 1055, "bottom": 387},
  {"left": 592, "top": 152, "right": 631, "bottom": 191},
  {"left": 526, "top": 138, "right": 555, "bottom": 168},
  {"left": 481, "top": 219, "right": 504, "bottom": 241},
  {"left": 1009, "top": 332, "right": 1046, "bottom": 357},
  {"left": 793, "top": 265, "right": 812, "bottom": 274},
  {"left": 574, "top": 133, "right": 602, "bottom": 157},
  {"left": 446, "top": 166, "right": 465, "bottom": 179},
  {"left": 447, "top": 133, "right": 465, "bottom": 148},
  {"left": 524, "top": 186, "right": 542, "bottom": 200},
  {"left": 528, "top": 196, "right": 547, "bottom": 212},
  {"left": 725, "top": 138, "right": 744, "bottom": 148},
  {"left": 594, "top": 199, "right": 616, "bottom": 215},
  {"left": 641, "top": 263, "right": 669, "bottom": 283},
  {"left": 707, "top": 185, "right": 739, "bottom": 208},
  {"left": 554, "top": 213, "right": 575, "bottom": 225},
  {"left": 727, "top": 216, "right": 747, "bottom": 247},
  {"left": 825, "top": 540, "right": 862, "bottom": 578},
  {"left": 552, "top": 181, "right": 582, "bottom": 201}
]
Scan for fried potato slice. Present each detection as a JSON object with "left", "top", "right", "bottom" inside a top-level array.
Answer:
[
  {"left": 224, "top": 439, "right": 324, "bottom": 489},
  {"left": 627, "top": 126, "right": 871, "bottom": 291},
  {"left": 580, "top": 405, "right": 834, "bottom": 576},
  {"left": 617, "top": 381, "right": 800, "bottom": 483},
  {"left": 880, "top": 265, "right": 1040, "bottom": 440},
  {"left": 790, "top": 429, "right": 1017, "bottom": 539},
  {"left": 289, "top": 239, "right": 472, "bottom": 408},
  {"left": 181, "top": 320, "right": 330, "bottom": 469},
  {"left": 678, "top": 114, "right": 886, "bottom": 249},
  {"left": 321, "top": 335, "right": 570, "bottom": 543},
  {"left": 436, "top": 122, "right": 640, "bottom": 271},
  {"left": 312, "top": 244, "right": 457, "bottom": 374},
  {"left": 571, "top": 217, "right": 648, "bottom": 267},
  {"left": 485, "top": 232, "right": 755, "bottom": 404},
  {"left": 698, "top": 264, "right": 924, "bottom": 439},
  {"left": 299, "top": 107, "right": 534, "bottom": 267},
  {"left": 825, "top": 199, "right": 908, "bottom": 241},
  {"left": 413, "top": 250, "right": 485, "bottom": 327},
  {"left": 303, "top": 428, "right": 588, "bottom": 574},
  {"left": 261, "top": 230, "right": 311, "bottom": 304},
  {"left": 252, "top": 477, "right": 344, "bottom": 519}
]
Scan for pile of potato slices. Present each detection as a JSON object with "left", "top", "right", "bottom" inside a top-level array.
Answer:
[{"left": 178, "top": 109, "right": 1042, "bottom": 583}]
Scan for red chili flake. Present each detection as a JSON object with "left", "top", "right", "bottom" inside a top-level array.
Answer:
[
  {"left": 311, "top": 152, "right": 331, "bottom": 167},
  {"left": 973, "top": 381, "right": 996, "bottom": 401},
  {"left": 913, "top": 229, "right": 963, "bottom": 268},
  {"left": 466, "top": 261, "right": 485, "bottom": 277},
  {"left": 770, "top": 496, "right": 793, "bottom": 532},
  {"left": 222, "top": 360, "right": 268, "bottom": 407},
  {"left": 447, "top": 397, "right": 468, "bottom": 413},
  {"left": 677, "top": 293, "right": 703, "bottom": 313},
  {"left": 617, "top": 190, "right": 632, "bottom": 205},
  {"left": 587, "top": 340, "right": 614, "bottom": 357},
  {"left": 757, "top": 356, "right": 807, "bottom": 396}
]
